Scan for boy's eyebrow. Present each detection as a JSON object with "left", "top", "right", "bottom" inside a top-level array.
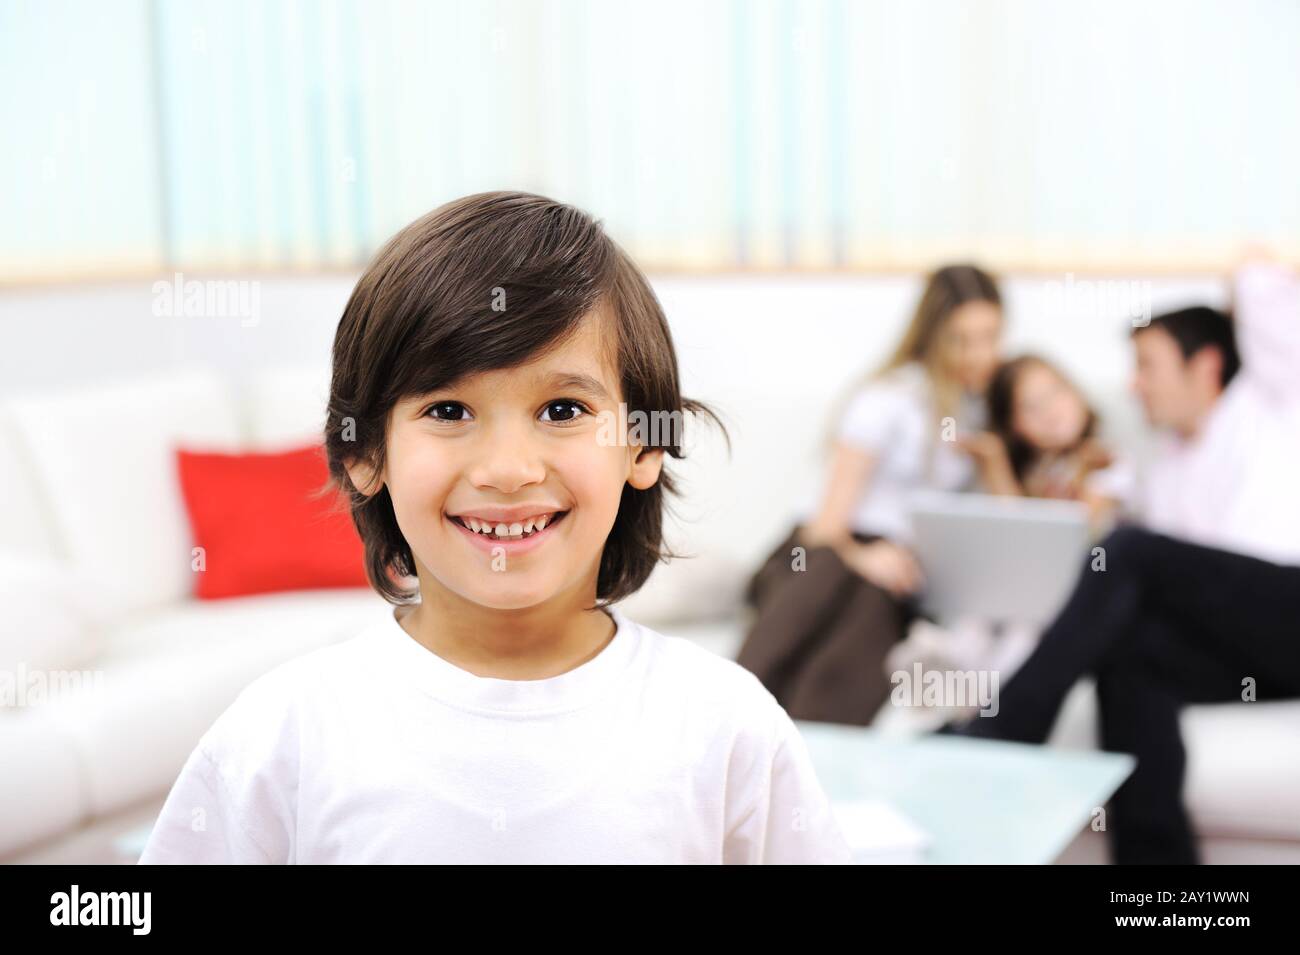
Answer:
[
  {"left": 538, "top": 371, "right": 614, "bottom": 403},
  {"left": 413, "top": 370, "right": 615, "bottom": 404}
]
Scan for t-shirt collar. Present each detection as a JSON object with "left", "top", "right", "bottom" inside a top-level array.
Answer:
[{"left": 369, "top": 601, "right": 639, "bottom": 715}]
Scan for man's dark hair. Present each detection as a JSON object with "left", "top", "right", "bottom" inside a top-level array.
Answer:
[
  {"left": 1132, "top": 306, "right": 1240, "bottom": 388},
  {"left": 321, "top": 191, "right": 727, "bottom": 607}
]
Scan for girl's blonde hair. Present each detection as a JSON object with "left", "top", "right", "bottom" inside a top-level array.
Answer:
[{"left": 821, "top": 263, "right": 1003, "bottom": 458}]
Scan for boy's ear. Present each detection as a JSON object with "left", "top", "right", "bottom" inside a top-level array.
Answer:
[
  {"left": 627, "top": 446, "right": 664, "bottom": 491},
  {"left": 344, "top": 456, "right": 385, "bottom": 497}
]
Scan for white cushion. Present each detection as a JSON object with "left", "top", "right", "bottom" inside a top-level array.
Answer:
[
  {"left": 0, "top": 708, "right": 86, "bottom": 857},
  {"left": 1182, "top": 700, "right": 1300, "bottom": 841},
  {"left": 0, "top": 405, "right": 60, "bottom": 557},
  {"left": 244, "top": 364, "right": 331, "bottom": 449},
  {"left": 0, "top": 588, "right": 392, "bottom": 858},
  {"left": 614, "top": 516, "right": 749, "bottom": 626},
  {"left": 0, "top": 552, "right": 97, "bottom": 675},
  {"left": 1048, "top": 681, "right": 1300, "bottom": 841},
  {"left": 2, "top": 369, "right": 241, "bottom": 624}
]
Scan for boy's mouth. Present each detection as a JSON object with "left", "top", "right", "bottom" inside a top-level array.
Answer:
[{"left": 447, "top": 510, "right": 570, "bottom": 541}]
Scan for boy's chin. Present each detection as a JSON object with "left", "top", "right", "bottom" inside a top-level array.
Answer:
[{"left": 445, "top": 576, "right": 563, "bottom": 612}]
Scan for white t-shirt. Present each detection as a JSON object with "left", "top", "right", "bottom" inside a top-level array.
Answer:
[
  {"left": 136, "top": 603, "right": 852, "bottom": 864},
  {"left": 1134, "top": 262, "right": 1300, "bottom": 566},
  {"left": 796, "top": 362, "right": 983, "bottom": 541}
]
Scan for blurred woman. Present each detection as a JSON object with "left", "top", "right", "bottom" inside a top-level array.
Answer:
[{"left": 736, "top": 264, "right": 1004, "bottom": 725}]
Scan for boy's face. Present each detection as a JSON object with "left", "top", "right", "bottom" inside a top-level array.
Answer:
[{"left": 352, "top": 307, "right": 663, "bottom": 611}]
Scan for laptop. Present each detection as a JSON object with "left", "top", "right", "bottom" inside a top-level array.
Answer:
[{"left": 906, "top": 490, "right": 1091, "bottom": 626}]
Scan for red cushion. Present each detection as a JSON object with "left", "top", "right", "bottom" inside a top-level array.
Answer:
[{"left": 175, "top": 442, "right": 368, "bottom": 599}]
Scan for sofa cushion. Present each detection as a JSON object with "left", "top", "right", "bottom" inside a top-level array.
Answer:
[
  {"left": 614, "top": 522, "right": 749, "bottom": 627},
  {"left": 0, "top": 405, "right": 61, "bottom": 557},
  {"left": 0, "top": 588, "right": 393, "bottom": 856},
  {"left": 0, "top": 552, "right": 98, "bottom": 675},
  {"left": 244, "top": 364, "right": 331, "bottom": 449},
  {"left": 1181, "top": 699, "right": 1300, "bottom": 841},
  {"left": 0, "top": 707, "right": 86, "bottom": 858},
  {"left": 3, "top": 369, "right": 241, "bottom": 624},
  {"left": 175, "top": 443, "right": 367, "bottom": 599},
  {"left": 1047, "top": 680, "right": 1300, "bottom": 842}
]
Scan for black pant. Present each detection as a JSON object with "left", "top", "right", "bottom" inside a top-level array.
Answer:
[{"left": 959, "top": 525, "right": 1300, "bottom": 864}]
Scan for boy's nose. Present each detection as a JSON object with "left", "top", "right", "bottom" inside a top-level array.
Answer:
[{"left": 467, "top": 432, "right": 548, "bottom": 492}]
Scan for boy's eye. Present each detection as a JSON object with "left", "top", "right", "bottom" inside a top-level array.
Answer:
[
  {"left": 423, "top": 400, "right": 590, "bottom": 424},
  {"left": 425, "top": 401, "right": 470, "bottom": 422},
  {"left": 541, "top": 400, "right": 590, "bottom": 423}
]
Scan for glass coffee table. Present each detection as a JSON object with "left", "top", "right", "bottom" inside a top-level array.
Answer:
[{"left": 797, "top": 720, "right": 1136, "bottom": 864}]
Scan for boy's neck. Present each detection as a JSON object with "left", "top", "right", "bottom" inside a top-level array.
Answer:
[{"left": 396, "top": 586, "right": 616, "bottom": 682}]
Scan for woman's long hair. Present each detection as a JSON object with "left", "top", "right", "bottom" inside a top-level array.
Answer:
[{"left": 820, "top": 264, "right": 1003, "bottom": 458}]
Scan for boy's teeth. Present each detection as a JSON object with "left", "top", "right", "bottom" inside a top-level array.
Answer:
[{"left": 463, "top": 512, "right": 557, "bottom": 538}]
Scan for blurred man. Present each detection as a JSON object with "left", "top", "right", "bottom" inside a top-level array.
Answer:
[{"left": 944, "top": 259, "right": 1300, "bottom": 865}]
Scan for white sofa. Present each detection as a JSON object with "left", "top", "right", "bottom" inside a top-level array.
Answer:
[{"left": 2, "top": 273, "right": 1297, "bottom": 863}]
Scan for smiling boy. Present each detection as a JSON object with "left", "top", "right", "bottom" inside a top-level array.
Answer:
[{"left": 137, "top": 191, "right": 852, "bottom": 865}]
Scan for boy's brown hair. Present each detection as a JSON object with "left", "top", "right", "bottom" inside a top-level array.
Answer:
[{"left": 322, "top": 191, "right": 727, "bottom": 607}]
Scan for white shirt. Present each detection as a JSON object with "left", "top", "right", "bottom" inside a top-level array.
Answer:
[
  {"left": 136, "top": 603, "right": 852, "bottom": 864},
  {"left": 1135, "top": 262, "right": 1300, "bottom": 566},
  {"left": 796, "top": 362, "right": 983, "bottom": 541}
]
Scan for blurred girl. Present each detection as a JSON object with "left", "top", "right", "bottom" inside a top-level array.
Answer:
[{"left": 959, "top": 354, "right": 1132, "bottom": 527}]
